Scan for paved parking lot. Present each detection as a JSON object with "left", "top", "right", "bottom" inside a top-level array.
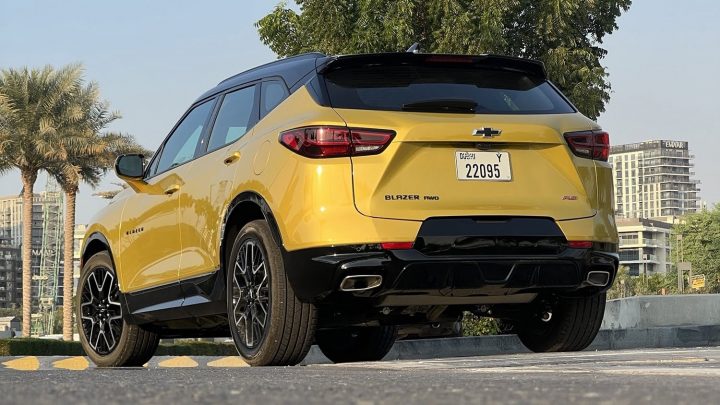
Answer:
[{"left": 2, "top": 347, "right": 720, "bottom": 404}]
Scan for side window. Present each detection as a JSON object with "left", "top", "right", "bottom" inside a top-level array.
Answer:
[
  {"left": 146, "top": 151, "right": 161, "bottom": 177},
  {"left": 260, "top": 80, "right": 288, "bottom": 118},
  {"left": 207, "top": 86, "right": 257, "bottom": 151},
  {"left": 155, "top": 100, "right": 215, "bottom": 175}
]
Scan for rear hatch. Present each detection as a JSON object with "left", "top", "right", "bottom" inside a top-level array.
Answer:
[{"left": 320, "top": 54, "right": 601, "bottom": 221}]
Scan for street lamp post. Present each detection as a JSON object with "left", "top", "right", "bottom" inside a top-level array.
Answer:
[{"left": 677, "top": 233, "right": 684, "bottom": 293}]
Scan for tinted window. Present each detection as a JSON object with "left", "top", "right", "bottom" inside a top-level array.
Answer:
[
  {"left": 323, "top": 65, "right": 574, "bottom": 115},
  {"left": 207, "top": 86, "right": 257, "bottom": 151},
  {"left": 155, "top": 100, "right": 214, "bottom": 174},
  {"left": 260, "top": 80, "right": 288, "bottom": 117}
]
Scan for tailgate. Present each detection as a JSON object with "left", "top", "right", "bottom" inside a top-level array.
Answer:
[{"left": 338, "top": 109, "right": 599, "bottom": 221}]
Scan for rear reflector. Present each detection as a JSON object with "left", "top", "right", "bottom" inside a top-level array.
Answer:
[
  {"left": 568, "top": 241, "right": 593, "bottom": 249},
  {"left": 279, "top": 126, "right": 395, "bottom": 158},
  {"left": 380, "top": 242, "right": 414, "bottom": 250},
  {"left": 564, "top": 130, "right": 610, "bottom": 161}
]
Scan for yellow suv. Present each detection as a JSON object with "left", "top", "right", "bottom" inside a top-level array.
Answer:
[{"left": 78, "top": 52, "right": 618, "bottom": 367}]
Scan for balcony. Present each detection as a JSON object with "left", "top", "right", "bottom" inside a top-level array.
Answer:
[{"left": 642, "top": 239, "right": 668, "bottom": 248}]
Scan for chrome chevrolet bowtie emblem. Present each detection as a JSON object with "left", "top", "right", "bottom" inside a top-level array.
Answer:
[{"left": 473, "top": 127, "right": 502, "bottom": 137}]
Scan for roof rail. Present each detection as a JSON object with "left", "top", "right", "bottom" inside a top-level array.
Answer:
[{"left": 217, "top": 52, "right": 327, "bottom": 86}]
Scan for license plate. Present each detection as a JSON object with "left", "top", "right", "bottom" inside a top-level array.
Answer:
[{"left": 455, "top": 151, "right": 512, "bottom": 181}]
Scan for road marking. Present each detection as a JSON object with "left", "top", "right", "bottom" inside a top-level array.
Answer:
[
  {"left": 456, "top": 366, "right": 720, "bottom": 377},
  {"left": 2, "top": 356, "right": 40, "bottom": 371},
  {"left": 207, "top": 356, "right": 248, "bottom": 368},
  {"left": 158, "top": 356, "right": 199, "bottom": 368},
  {"left": 619, "top": 358, "right": 711, "bottom": 365},
  {"left": 416, "top": 348, "right": 716, "bottom": 364},
  {"left": 53, "top": 356, "right": 90, "bottom": 371},
  {"left": 601, "top": 367, "right": 720, "bottom": 377}
]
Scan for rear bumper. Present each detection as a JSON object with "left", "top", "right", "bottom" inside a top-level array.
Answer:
[
  {"left": 283, "top": 246, "right": 618, "bottom": 306},
  {"left": 282, "top": 216, "right": 618, "bottom": 306}
]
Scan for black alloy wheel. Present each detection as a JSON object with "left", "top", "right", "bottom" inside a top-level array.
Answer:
[
  {"left": 231, "top": 238, "right": 271, "bottom": 350},
  {"left": 77, "top": 251, "right": 159, "bottom": 367},
  {"left": 226, "top": 220, "right": 316, "bottom": 366},
  {"left": 79, "top": 266, "right": 124, "bottom": 355}
]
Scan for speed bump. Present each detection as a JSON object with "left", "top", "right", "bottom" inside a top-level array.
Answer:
[
  {"left": 2, "top": 356, "right": 40, "bottom": 371},
  {"left": 53, "top": 356, "right": 90, "bottom": 370},
  {"left": 207, "top": 356, "right": 248, "bottom": 368},
  {"left": 158, "top": 356, "right": 199, "bottom": 368}
]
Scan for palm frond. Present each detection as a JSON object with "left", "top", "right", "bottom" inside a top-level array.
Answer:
[{"left": 1, "top": 63, "right": 145, "bottom": 192}]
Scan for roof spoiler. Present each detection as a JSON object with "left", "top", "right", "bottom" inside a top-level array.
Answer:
[{"left": 317, "top": 52, "right": 547, "bottom": 79}]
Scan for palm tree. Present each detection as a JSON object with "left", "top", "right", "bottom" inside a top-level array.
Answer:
[
  {"left": 0, "top": 65, "right": 83, "bottom": 337},
  {"left": 48, "top": 81, "right": 147, "bottom": 340}
]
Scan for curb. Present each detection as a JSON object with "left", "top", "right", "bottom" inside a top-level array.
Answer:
[
  {"left": 3, "top": 325, "right": 720, "bottom": 370},
  {"left": 304, "top": 325, "right": 720, "bottom": 363}
]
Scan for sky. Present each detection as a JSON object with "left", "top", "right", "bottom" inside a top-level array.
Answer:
[{"left": 1, "top": 0, "right": 718, "bottom": 223}]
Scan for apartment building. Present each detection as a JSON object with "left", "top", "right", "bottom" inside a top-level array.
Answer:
[
  {"left": 0, "top": 191, "right": 64, "bottom": 308},
  {"left": 0, "top": 238, "right": 21, "bottom": 308},
  {"left": 616, "top": 217, "right": 673, "bottom": 275},
  {"left": 609, "top": 140, "right": 700, "bottom": 219}
]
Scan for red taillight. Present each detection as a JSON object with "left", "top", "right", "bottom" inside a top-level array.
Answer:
[
  {"left": 564, "top": 130, "right": 610, "bottom": 161},
  {"left": 568, "top": 241, "right": 593, "bottom": 249},
  {"left": 279, "top": 126, "right": 395, "bottom": 158},
  {"left": 380, "top": 242, "right": 414, "bottom": 250}
]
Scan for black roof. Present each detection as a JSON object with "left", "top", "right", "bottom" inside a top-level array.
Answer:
[
  {"left": 195, "top": 52, "right": 547, "bottom": 103},
  {"left": 195, "top": 52, "right": 329, "bottom": 102}
]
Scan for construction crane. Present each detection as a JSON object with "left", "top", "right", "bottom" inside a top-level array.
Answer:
[{"left": 31, "top": 177, "right": 64, "bottom": 336}]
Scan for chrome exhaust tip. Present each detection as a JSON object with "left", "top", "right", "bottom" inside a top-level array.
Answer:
[
  {"left": 586, "top": 271, "right": 611, "bottom": 287},
  {"left": 339, "top": 275, "right": 383, "bottom": 292}
]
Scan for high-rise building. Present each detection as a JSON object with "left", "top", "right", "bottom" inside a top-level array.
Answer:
[
  {"left": 0, "top": 191, "right": 64, "bottom": 313},
  {"left": 0, "top": 238, "right": 21, "bottom": 308},
  {"left": 609, "top": 140, "right": 701, "bottom": 219}
]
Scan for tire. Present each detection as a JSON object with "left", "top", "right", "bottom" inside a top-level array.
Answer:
[
  {"left": 517, "top": 292, "right": 606, "bottom": 352},
  {"left": 227, "top": 220, "right": 316, "bottom": 366},
  {"left": 77, "top": 251, "right": 159, "bottom": 367},
  {"left": 316, "top": 326, "right": 397, "bottom": 363}
]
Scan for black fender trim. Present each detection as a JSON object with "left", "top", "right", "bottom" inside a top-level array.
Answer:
[
  {"left": 81, "top": 232, "right": 112, "bottom": 268},
  {"left": 221, "top": 191, "right": 284, "bottom": 263},
  {"left": 80, "top": 231, "right": 134, "bottom": 320}
]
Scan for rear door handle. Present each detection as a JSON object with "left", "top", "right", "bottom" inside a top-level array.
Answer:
[
  {"left": 223, "top": 151, "right": 241, "bottom": 165},
  {"left": 164, "top": 184, "right": 180, "bottom": 195}
]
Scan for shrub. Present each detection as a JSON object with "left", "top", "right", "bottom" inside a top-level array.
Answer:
[{"left": 461, "top": 312, "right": 500, "bottom": 336}]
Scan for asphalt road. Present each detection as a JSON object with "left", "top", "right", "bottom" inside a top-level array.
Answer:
[{"left": 2, "top": 347, "right": 720, "bottom": 404}]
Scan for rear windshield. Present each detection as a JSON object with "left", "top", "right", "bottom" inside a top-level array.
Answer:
[{"left": 323, "top": 64, "right": 575, "bottom": 115}]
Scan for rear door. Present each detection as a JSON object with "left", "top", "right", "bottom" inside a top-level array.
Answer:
[
  {"left": 177, "top": 84, "right": 259, "bottom": 281},
  {"left": 321, "top": 55, "right": 599, "bottom": 221}
]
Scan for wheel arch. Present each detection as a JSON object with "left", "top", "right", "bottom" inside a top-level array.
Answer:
[
  {"left": 81, "top": 232, "right": 115, "bottom": 269},
  {"left": 81, "top": 231, "right": 125, "bottom": 291},
  {"left": 220, "top": 191, "right": 284, "bottom": 271}
]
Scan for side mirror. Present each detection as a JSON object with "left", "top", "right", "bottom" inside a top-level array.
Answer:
[{"left": 115, "top": 154, "right": 145, "bottom": 180}]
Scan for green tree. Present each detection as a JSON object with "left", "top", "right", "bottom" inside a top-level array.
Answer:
[
  {"left": 672, "top": 205, "right": 720, "bottom": 293},
  {"left": 0, "top": 65, "right": 83, "bottom": 337},
  {"left": 607, "top": 266, "right": 679, "bottom": 299},
  {"left": 49, "top": 79, "right": 146, "bottom": 340},
  {"left": 256, "top": 0, "right": 632, "bottom": 119}
]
